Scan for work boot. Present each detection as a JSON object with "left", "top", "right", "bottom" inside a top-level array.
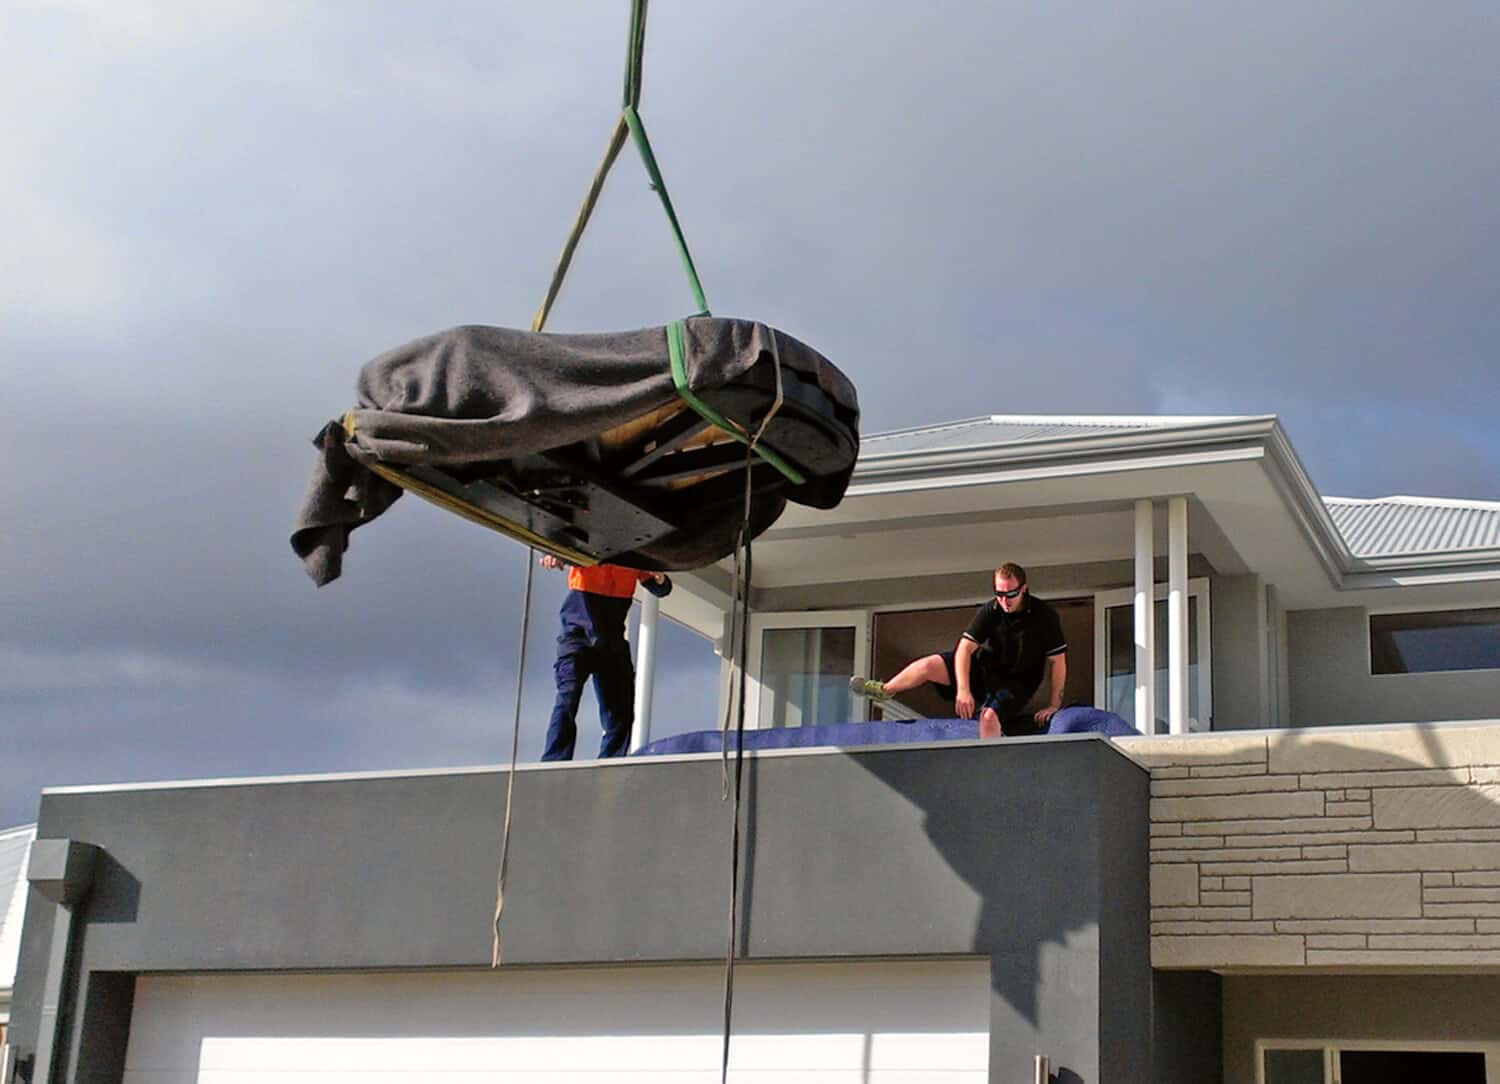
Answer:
[{"left": 848, "top": 675, "right": 890, "bottom": 701}]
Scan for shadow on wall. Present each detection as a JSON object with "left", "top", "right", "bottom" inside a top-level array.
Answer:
[{"left": 802, "top": 739, "right": 1141, "bottom": 1083}]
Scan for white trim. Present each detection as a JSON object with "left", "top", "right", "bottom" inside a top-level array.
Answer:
[
  {"left": 855, "top": 420, "right": 1277, "bottom": 474},
  {"left": 1133, "top": 500, "right": 1155, "bottom": 733},
  {"left": 1327, "top": 493, "right": 1500, "bottom": 512},
  {"left": 1168, "top": 496, "right": 1190, "bottom": 735},
  {"left": 1095, "top": 578, "right": 1213, "bottom": 733},
  {"left": 986, "top": 413, "right": 1247, "bottom": 427},
  {"left": 745, "top": 610, "right": 871, "bottom": 729},
  {"left": 629, "top": 593, "right": 660, "bottom": 753},
  {"left": 1254, "top": 1039, "right": 1331, "bottom": 1084}
]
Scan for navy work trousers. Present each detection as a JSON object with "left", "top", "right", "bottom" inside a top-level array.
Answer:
[{"left": 541, "top": 635, "right": 636, "bottom": 761}]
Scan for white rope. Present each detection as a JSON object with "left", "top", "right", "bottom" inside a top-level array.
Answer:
[{"left": 492, "top": 549, "right": 535, "bottom": 967}]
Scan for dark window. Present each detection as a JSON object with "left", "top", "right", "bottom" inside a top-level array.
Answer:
[
  {"left": 1340, "top": 1049, "right": 1486, "bottom": 1083},
  {"left": 1370, "top": 608, "right": 1500, "bottom": 675}
]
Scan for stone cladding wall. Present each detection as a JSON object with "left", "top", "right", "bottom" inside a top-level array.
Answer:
[{"left": 1117, "top": 723, "right": 1500, "bottom": 968}]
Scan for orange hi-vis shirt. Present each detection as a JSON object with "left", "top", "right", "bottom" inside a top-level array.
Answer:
[{"left": 567, "top": 563, "right": 656, "bottom": 599}]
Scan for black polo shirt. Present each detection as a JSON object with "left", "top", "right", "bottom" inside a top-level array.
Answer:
[{"left": 961, "top": 594, "right": 1068, "bottom": 695}]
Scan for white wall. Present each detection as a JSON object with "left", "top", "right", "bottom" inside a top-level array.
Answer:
[{"left": 123, "top": 959, "right": 990, "bottom": 1083}]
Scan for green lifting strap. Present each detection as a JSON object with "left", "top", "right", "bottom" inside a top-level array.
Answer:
[
  {"left": 529, "top": 2, "right": 802, "bottom": 486},
  {"left": 625, "top": 105, "right": 709, "bottom": 320},
  {"left": 667, "top": 319, "right": 806, "bottom": 485},
  {"left": 531, "top": 0, "right": 709, "bottom": 332}
]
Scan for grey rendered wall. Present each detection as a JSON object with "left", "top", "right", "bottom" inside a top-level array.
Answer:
[
  {"left": 11, "top": 738, "right": 1150, "bottom": 1084},
  {"left": 1152, "top": 971, "right": 1222, "bottom": 1084},
  {"left": 1209, "top": 574, "right": 1269, "bottom": 731},
  {"left": 1223, "top": 974, "right": 1500, "bottom": 1084},
  {"left": 1287, "top": 607, "right": 1500, "bottom": 726}
]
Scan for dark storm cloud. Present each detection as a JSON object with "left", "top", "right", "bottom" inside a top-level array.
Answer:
[{"left": 4, "top": 1, "right": 1499, "bottom": 822}]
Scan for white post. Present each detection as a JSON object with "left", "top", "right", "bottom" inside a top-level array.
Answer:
[
  {"left": 630, "top": 592, "right": 660, "bottom": 752},
  {"left": 1168, "top": 496, "right": 1189, "bottom": 734},
  {"left": 1133, "top": 499, "right": 1156, "bottom": 734}
]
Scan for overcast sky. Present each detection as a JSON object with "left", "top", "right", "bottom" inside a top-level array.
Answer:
[{"left": 4, "top": 1, "right": 1498, "bottom": 825}]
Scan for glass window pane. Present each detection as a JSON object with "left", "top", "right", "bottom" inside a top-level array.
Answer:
[
  {"left": 1371, "top": 608, "right": 1500, "bottom": 675},
  {"left": 1106, "top": 598, "right": 1200, "bottom": 734},
  {"left": 758, "top": 627, "right": 856, "bottom": 729},
  {"left": 1339, "top": 1049, "right": 1486, "bottom": 1084},
  {"left": 1263, "top": 1047, "right": 1326, "bottom": 1084}
]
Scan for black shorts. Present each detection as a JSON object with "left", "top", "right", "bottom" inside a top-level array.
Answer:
[{"left": 935, "top": 649, "right": 1043, "bottom": 735}]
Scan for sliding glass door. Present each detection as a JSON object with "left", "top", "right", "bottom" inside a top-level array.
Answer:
[{"left": 746, "top": 611, "right": 871, "bottom": 729}]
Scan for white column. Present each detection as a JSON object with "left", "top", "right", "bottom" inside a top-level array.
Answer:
[
  {"left": 630, "top": 592, "right": 661, "bottom": 752},
  {"left": 1133, "top": 500, "right": 1156, "bottom": 734},
  {"left": 1168, "top": 496, "right": 1189, "bottom": 734}
]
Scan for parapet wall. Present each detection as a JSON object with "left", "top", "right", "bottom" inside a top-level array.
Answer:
[{"left": 1118, "top": 722, "right": 1500, "bottom": 969}]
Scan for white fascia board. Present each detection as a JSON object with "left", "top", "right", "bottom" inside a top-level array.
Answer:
[
  {"left": 1257, "top": 424, "right": 1355, "bottom": 586},
  {"left": 847, "top": 440, "right": 1270, "bottom": 500},
  {"left": 986, "top": 412, "right": 1246, "bottom": 427},
  {"left": 1340, "top": 563, "right": 1500, "bottom": 590},
  {"left": 852, "top": 415, "right": 1281, "bottom": 481}
]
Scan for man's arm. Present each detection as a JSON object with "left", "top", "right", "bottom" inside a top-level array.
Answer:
[
  {"left": 638, "top": 571, "right": 673, "bottom": 598},
  {"left": 954, "top": 636, "right": 980, "bottom": 719},
  {"left": 1035, "top": 652, "right": 1066, "bottom": 724}
]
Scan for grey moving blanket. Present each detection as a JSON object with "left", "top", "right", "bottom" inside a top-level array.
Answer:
[{"left": 291, "top": 317, "right": 859, "bottom": 585}]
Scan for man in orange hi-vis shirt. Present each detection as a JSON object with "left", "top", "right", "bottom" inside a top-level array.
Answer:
[{"left": 538, "top": 554, "right": 673, "bottom": 761}]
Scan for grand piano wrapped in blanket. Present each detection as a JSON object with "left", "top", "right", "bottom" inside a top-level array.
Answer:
[{"left": 292, "top": 316, "right": 860, "bottom": 584}]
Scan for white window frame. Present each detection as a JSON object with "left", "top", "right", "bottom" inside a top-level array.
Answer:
[
  {"left": 1256, "top": 1037, "right": 1500, "bottom": 1083},
  {"left": 745, "top": 610, "right": 872, "bottom": 729},
  {"left": 1093, "top": 577, "right": 1213, "bottom": 732}
]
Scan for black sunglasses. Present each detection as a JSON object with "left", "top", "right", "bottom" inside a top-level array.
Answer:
[{"left": 994, "top": 586, "right": 1025, "bottom": 600}]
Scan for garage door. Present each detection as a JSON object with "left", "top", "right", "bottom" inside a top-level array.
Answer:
[{"left": 123, "top": 958, "right": 989, "bottom": 1082}]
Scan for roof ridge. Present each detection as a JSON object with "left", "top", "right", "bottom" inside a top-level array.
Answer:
[
  {"left": 986, "top": 413, "right": 1261, "bottom": 427},
  {"left": 1326, "top": 495, "right": 1500, "bottom": 511},
  {"left": 866, "top": 412, "right": 1268, "bottom": 442},
  {"left": 864, "top": 416, "right": 998, "bottom": 442}
]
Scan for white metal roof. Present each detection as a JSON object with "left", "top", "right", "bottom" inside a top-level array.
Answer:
[
  {"left": 1324, "top": 496, "right": 1500, "bottom": 558},
  {"left": 857, "top": 414, "right": 1498, "bottom": 564},
  {"left": 0, "top": 824, "right": 36, "bottom": 992},
  {"left": 862, "top": 414, "right": 1251, "bottom": 457}
]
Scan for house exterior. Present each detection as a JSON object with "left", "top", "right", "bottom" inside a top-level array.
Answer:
[
  {"left": 0, "top": 825, "right": 37, "bottom": 1060},
  {"left": 8, "top": 414, "right": 1500, "bottom": 1083}
]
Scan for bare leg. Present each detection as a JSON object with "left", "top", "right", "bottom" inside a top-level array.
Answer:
[
  {"left": 882, "top": 653, "right": 950, "bottom": 695},
  {"left": 978, "top": 707, "right": 1002, "bottom": 739}
]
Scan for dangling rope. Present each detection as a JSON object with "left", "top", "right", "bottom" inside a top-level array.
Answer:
[
  {"left": 716, "top": 327, "right": 785, "bottom": 1082},
  {"left": 491, "top": 17, "right": 793, "bottom": 1070},
  {"left": 491, "top": 550, "right": 535, "bottom": 967},
  {"left": 492, "top": 0, "right": 713, "bottom": 969},
  {"left": 532, "top": 0, "right": 709, "bottom": 333}
]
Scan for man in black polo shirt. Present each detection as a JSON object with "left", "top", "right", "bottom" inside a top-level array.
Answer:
[{"left": 850, "top": 562, "right": 1068, "bottom": 737}]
